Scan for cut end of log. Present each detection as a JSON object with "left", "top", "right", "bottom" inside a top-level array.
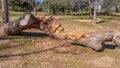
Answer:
[
  {"left": 19, "top": 13, "right": 31, "bottom": 26},
  {"left": 86, "top": 31, "right": 114, "bottom": 51},
  {"left": 63, "top": 31, "right": 114, "bottom": 51},
  {"left": 114, "top": 36, "right": 120, "bottom": 47}
]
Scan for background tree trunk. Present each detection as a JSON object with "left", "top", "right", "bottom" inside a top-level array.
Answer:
[
  {"left": 93, "top": 0, "right": 98, "bottom": 23},
  {"left": 89, "top": 7, "right": 94, "bottom": 19},
  {"left": 115, "top": 6, "right": 119, "bottom": 12},
  {"left": 88, "top": 0, "right": 94, "bottom": 19},
  {"left": 33, "top": 7, "right": 37, "bottom": 15},
  {"left": 2, "top": 0, "right": 9, "bottom": 24},
  {"left": 29, "top": 0, "right": 37, "bottom": 15},
  {"left": 48, "top": 0, "right": 51, "bottom": 15}
]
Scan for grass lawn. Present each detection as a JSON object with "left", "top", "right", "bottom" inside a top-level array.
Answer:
[{"left": 0, "top": 11, "right": 120, "bottom": 68}]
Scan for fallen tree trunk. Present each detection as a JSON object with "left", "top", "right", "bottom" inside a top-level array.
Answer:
[
  {"left": 0, "top": 13, "right": 114, "bottom": 51},
  {"left": 0, "top": 13, "right": 39, "bottom": 36},
  {"left": 35, "top": 16, "right": 114, "bottom": 51},
  {"left": 64, "top": 31, "right": 113, "bottom": 51}
]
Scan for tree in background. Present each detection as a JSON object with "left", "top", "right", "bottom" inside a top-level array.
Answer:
[
  {"left": 2, "top": 0, "right": 9, "bottom": 23},
  {"left": 101, "top": 0, "right": 113, "bottom": 15},
  {"left": 111, "top": 0, "right": 120, "bottom": 12},
  {"left": 42, "top": 0, "right": 70, "bottom": 15},
  {"left": 93, "top": 0, "right": 98, "bottom": 23},
  {"left": 68, "top": 0, "right": 88, "bottom": 15},
  {"left": 48, "top": 0, "right": 51, "bottom": 15},
  {"left": 88, "top": 0, "right": 94, "bottom": 19},
  {"left": 51, "top": 0, "right": 68, "bottom": 14},
  {"left": 29, "top": 0, "right": 37, "bottom": 15},
  {"left": 1, "top": 0, "right": 119, "bottom": 24},
  {"left": 9, "top": 0, "right": 38, "bottom": 15},
  {"left": 9, "top": 0, "right": 32, "bottom": 12},
  {"left": 88, "top": 0, "right": 99, "bottom": 23},
  {"left": 0, "top": 0, "right": 1, "bottom": 9},
  {"left": 42, "top": 0, "right": 49, "bottom": 13}
]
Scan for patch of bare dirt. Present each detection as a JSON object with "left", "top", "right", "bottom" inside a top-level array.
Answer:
[
  {"left": 0, "top": 37, "right": 82, "bottom": 68},
  {"left": 34, "top": 38, "right": 80, "bottom": 55},
  {"left": 87, "top": 56, "right": 119, "bottom": 68},
  {"left": 0, "top": 57, "right": 26, "bottom": 68},
  {"left": 75, "top": 20, "right": 93, "bottom": 22},
  {"left": 0, "top": 40, "right": 9, "bottom": 45}
]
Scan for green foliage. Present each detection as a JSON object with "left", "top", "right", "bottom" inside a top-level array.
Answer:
[
  {"left": 0, "top": 0, "right": 1, "bottom": 9},
  {"left": 9, "top": 0, "right": 32, "bottom": 12},
  {"left": 44, "top": 0, "right": 70, "bottom": 14},
  {"left": 101, "top": 0, "right": 120, "bottom": 13}
]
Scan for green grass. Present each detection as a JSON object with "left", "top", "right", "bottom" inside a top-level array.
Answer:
[
  {"left": 100, "top": 16, "right": 120, "bottom": 20},
  {"left": 54, "top": 15, "right": 90, "bottom": 19}
]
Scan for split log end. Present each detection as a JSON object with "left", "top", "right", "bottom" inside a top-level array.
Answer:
[{"left": 114, "top": 36, "right": 120, "bottom": 48}]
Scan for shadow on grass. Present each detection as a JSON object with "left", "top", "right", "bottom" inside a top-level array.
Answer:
[
  {"left": 0, "top": 32, "right": 49, "bottom": 40},
  {"left": 0, "top": 43, "right": 117, "bottom": 58},
  {"left": 0, "top": 32, "right": 50, "bottom": 52},
  {"left": 71, "top": 43, "right": 117, "bottom": 52},
  {"left": 0, "top": 37, "right": 15, "bottom": 40},
  {"left": 103, "top": 44, "right": 117, "bottom": 49},
  {"left": 0, "top": 39, "right": 29, "bottom": 51},
  {"left": 18, "top": 32, "right": 49, "bottom": 37},
  {"left": 0, "top": 45, "right": 64, "bottom": 58},
  {"left": 72, "top": 43, "right": 87, "bottom": 47},
  {"left": 111, "top": 14, "right": 120, "bottom": 17},
  {"left": 96, "top": 20, "right": 105, "bottom": 24}
]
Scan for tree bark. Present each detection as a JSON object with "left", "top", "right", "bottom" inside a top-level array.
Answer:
[
  {"left": 48, "top": 0, "right": 51, "bottom": 15},
  {"left": 29, "top": 0, "right": 37, "bottom": 15},
  {"left": 88, "top": 0, "right": 94, "bottom": 19},
  {"left": 0, "top": 13, "right": 38, "bottom": 36},
  {"left": 115, "top": 6, "right": 119, "bottom": 12},
  {"left": 33, "top": 7, "right": 37, "bottom": 15},
  {"left": 52, "top": 7, "right": 56, "bottom": 14},
  {"left": 89, "top": 7, "right": 94, "bottom": 19},
  {"left": 64, "top": 31, "right": 113, "bottom": 51},
  {"left": 114, "top": 36, "right": 120, "bottom": 47},
  {"left": 93, "top": 0, "right": 98, "bottom": 23},
  {"left": 2, "top": 0, "right": 9, "bottom": 23}
]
